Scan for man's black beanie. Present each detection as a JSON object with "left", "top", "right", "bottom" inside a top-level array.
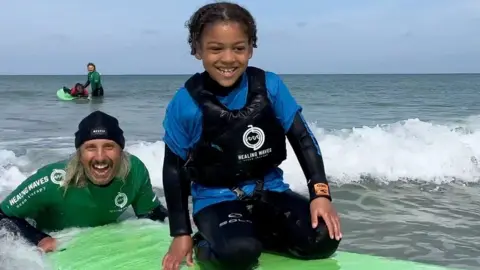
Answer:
[{"left": 74, "top": 111, "right": 125, "bottom": 149}]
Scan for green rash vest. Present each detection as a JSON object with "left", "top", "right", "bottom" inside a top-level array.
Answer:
[
  {"left": 87, "top": 71, "right": 102, "bottom": 90},
  {"left": 0, "top": 154, "right": 160, "bottom": 232}
]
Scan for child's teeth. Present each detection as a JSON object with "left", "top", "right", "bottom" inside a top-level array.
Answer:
[{"left": 220, "top": 68, "right": 234, "bottom": 73}]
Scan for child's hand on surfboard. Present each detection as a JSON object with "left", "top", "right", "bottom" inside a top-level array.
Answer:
[{"left": 310, "top": 197, "right": 342, "bottom": 241}]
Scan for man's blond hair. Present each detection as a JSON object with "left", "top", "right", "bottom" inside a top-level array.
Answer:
[{"left": 61, "top": 150, "right": 131, "bottom": 194}]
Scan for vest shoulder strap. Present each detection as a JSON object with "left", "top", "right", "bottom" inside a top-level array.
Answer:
[
  {"left": 184, "top": 72, "right": 207, "bottom": 105},
  {"left": 246, "top": 66, "right": 267, "bottom": 95}
]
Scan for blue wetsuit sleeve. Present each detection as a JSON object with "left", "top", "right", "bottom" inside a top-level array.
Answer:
[
  {"left": 287, "top": 112, "right": 331, "bottom": 201},
  {"left": 162, "top": 90, "right": 193, "bottom": 160},
  {"left": 162, "top": 89, "right": 197, "bottom": 236},
  {"left": 265, "top": 72, "right": 302, "bottom": 132},
  {"left": 162, "top": 146, "right": 192, "bottom": 236},
  {"left": 266, "top": 72, "right": 331, "bottom": 201}
]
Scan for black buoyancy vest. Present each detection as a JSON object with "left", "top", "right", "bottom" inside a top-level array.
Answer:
[{"left": 184, "top": 66, "right": 287, "bottom": 188}]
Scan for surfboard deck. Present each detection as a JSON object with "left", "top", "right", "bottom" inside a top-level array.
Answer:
[{"left": 46, "top": 220, "right": 458, "bottom": 270}]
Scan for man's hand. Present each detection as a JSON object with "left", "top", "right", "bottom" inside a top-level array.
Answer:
[{"left": 37, "top": 236, "right": 57, "bottom": 253}]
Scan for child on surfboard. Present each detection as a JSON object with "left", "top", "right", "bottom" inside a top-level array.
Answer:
[{"left": 63, "top": 83, "right": 89, "bottom": 97}]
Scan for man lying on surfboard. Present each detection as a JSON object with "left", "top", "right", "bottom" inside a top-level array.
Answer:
[
  {"left": 0, "top": 110, "right": 168, "bottom": 253},
  {"left": 161, "top": 2, "right": 342, "bottom": 269}
]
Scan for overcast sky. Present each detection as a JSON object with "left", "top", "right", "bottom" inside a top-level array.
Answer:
[{"left": 1, "top": 0, "right": 479, "bottom": 74}]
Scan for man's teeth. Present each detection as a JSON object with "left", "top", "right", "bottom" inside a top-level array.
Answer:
[
  {"left": 93, "top": 164, "right": 108, "bottom": 169},
  {"left": 218, "top": 68, "right": 235, "bottom": 74}
]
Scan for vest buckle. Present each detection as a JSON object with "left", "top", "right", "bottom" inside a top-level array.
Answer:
[
  {"left": 231, "top": 187, "right": 246, "bottom": 200},
  {"left": 231, "top": 180, "right": 265, "bottom": 201},
  {"left": 252, "top": 180, "right": 264, "bottom": 199}
]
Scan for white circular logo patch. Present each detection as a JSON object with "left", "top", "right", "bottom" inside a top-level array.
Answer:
[
  {"left": 114, "top": 192, "right": 128, "bottom": 209},
  {"left": 242, "top": 125, "right": 265, "bottom": 151},
  {"left": 50, "top": 169, "right": 66, "bottom": 185}
]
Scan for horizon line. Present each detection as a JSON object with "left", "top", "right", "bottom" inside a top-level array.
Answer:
[{"left": 1, "top": 72, "right": 480, "bottom": 76}]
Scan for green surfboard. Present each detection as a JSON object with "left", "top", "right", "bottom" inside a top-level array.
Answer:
[
  {"left": 56, "top": 89, "right": 89, "bottom": 101},
  {"left": 46, "top": 220, "right": 459, "bottom": 270},
  {"left": 56, "top": 89, "right": 76, "bottom": 101}
]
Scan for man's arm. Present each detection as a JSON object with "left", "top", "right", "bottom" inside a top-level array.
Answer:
[
  {"left": 0, "top": 170, "right": 53, "bottom": 245},
  {"left": 131, "top": 161, "right": 168, "bottom": 222},
  {"left": 0, "top": 208, "right": 49, "bottom": 245}
]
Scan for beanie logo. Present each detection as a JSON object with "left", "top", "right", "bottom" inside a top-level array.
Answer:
[{"left": 91, "top": 128, "right": 107, "bottom": 136}]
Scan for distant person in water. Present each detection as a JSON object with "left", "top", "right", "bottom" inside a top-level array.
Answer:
[
  {"left": 63, "top": 83, "right": 89, "bottom": 97},
  {"left": 83, "top": 62, "right": 104, "bottom": 97},
  {"left": 0, "top": 111, "right": 167, "bottom": 253}
]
